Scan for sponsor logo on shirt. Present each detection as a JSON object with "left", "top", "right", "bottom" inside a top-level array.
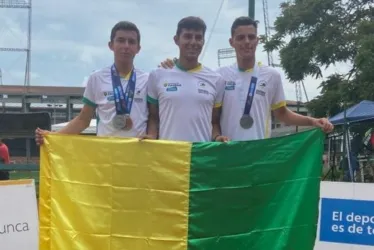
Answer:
[
  {"left": 164, "top": 82, "right": 181, "bottom": 92},
  {"left": 225, "top": 81, "right": 236, "bottom": 90},
  {"left": 256, "top": 80, "right": 267, "bottom": 96},
  {"left": 256, "top": 89, "right": 266, "bottom": 96},
  {"left": 198, "top": 89, "right": 209, "bottom": 95},
  {"left": 166, "top": 87, "right": 177, "bottom": 92},
  {"left": 103, "top": 91, "right": 115, "bottom": 101},
  {"left": 197, "top": 81, "right": 209, "bottom": 94},
  {"left": 134, "top": 89, "right": 143, "bottom": 102}
]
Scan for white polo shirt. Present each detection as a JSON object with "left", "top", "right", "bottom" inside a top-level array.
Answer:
[
  {"left": 82, "top": 66, "right": 149, "bottom": 137},
  {"left": 147, "top": 64, "right": 225, "bottom": 142},
  {"left": 216, "top": 63, "right": 286, "bottom": 141}
]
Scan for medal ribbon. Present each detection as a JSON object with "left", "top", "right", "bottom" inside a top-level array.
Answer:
[
  {"left": 243, "top": 64, "right": 259, "bottom": 116},
  {"left": 111, "top": 64, "right": 136, "bottom": 115}
]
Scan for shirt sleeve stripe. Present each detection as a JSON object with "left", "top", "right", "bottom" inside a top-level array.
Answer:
[
  {"left": 271, "top": 101, "right": 286, "bottom": 110},
  {"left": 82, "top": 97, "right": 97, "bottom": 108},
  {"left": 147, "top": 95, "right": 159, "bottom": 105}
]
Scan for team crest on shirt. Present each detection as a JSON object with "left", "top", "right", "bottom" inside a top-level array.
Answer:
[
  {"left": 258, "top": 80, "right": 267, "bottom": 88},
  {"left": 256, "top": 80, "right": 267, "bottom": 97},
  {"left": 103, "top": 91, "right": 114, "bottom": 101},
  {"left": 198, "top": 81, "right": 206, "bottom": 87},
  {"left": 197, "top": 81, "right": 209, "bottom": 95},
  {"left": 134, "top": 89, "right": 143, "bottom": 103},
  {"left": 225, "top": 81, "right": 236, "bottom": 90},
  {"left": 164, "top": 82, "right": 181, "bottom": 92}
]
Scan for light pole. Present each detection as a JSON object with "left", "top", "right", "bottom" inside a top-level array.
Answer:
[
  {"left": 217, "top": 48, "right": 236, "bottom": 67},
  {"left": 248, "top": 0, "right": 255, "bottom": 19},
  {"left": 47, "top": 104, "right": 63, "bottom": 124}
]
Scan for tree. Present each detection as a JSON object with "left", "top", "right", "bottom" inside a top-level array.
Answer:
[{"left": 264, "top": 0, "right": 374, "bottom": 117}]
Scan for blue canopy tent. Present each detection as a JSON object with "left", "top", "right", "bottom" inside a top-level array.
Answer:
[
  {"left": 327, "top": 100, "right": 374, "bottom": 182},
  {"left": 329, "top": 100, "right": 374, "bottom": 125}
]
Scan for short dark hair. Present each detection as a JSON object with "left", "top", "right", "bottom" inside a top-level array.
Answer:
[
  {"left": 176, "top": 16, "right": 207, "bottom": 36},
  {"left": 110, "top": 21, "right": 141, "bottom": 44},
  {"left": 231, "top": 17, "right": 259, "bottom": 36}
]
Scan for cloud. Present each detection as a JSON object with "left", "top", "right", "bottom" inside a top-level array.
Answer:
[
  {"left": 0, "top": 14, "right": 27, "bottom": 48},
  {"left": 0, "top": 0, "right": 351, "bottom": 101}
]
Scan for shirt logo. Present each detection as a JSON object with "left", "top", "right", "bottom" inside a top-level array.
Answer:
[
  {"left": 164, "top": 82, "right": 181, "bottom": 92},
  {"left": 198, "top": 81, "right": 206, "bottom": 87},
  {"left": 198, "top": 89, "right": 209, "bottom": 95},
  {"left": 259, "top": 81, "right": 266, "bottom": 87},
  {"left": 256, "top": 89, "right": 266, "bottom": 97},
  {"left": 257, "top": 81, "right": 266, "bottom": 96},
  {"left": 225, "top": 81, "right": 236, "bottom": 90},
  {"left": 134, "top": 89, "right": 142, "bottom": 102},
  {"left": 103, "top": 91, "right": 112, "bottom": 97},
  {"left": 103, "top": 91, "right": 114, "bottom": 101},
  {"left": 166, "top": 87, "right": 178, "bottom": 92}
]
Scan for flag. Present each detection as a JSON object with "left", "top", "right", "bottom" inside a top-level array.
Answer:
[{"left": 39, "top": 129, "right": 324, "bottom": 250}]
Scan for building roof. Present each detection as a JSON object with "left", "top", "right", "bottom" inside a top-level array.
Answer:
[{"left": 0, "top": 85, "right": 84, "bottom": 96}]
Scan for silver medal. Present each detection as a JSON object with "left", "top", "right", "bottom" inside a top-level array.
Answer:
[
  {"left": 112, "top": 115, "right": 127, "bottom": 129},
  {"left": 240, "top": 114, "right": 254, "bottom": 129}
]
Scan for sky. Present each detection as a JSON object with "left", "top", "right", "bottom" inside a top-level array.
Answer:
[{"left": 0, "top": 0, "right": 350, "bottom": 101}]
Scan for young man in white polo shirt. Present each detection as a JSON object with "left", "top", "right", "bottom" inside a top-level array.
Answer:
[
  {"left": 159, "top": 17, "right": 334, "bottom": 141},
  {"left": 144, "top": 16, "right": 227, "bottom": 143},
  {"left": 35, "top": 21, "right": 149, "bottom": 145},
  {"left": 218, "top": 16, "right": 333, "bottom": 140}
]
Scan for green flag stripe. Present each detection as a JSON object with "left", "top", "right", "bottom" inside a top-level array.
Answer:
[{"left": 187, "top": 129, "right": 324, "bottom": 250}]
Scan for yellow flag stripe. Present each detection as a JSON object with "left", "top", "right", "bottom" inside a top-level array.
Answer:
[
  {"left": 38, "top": 135, "right": 191, "bottom": 250},
  {"left": 0, "top": 179, "right": 33, "bottom": 186},
  {"left": 38, "top": 141, "right": 52, "bottom": 250}
]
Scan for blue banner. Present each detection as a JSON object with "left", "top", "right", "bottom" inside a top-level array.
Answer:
[{"left": 320, "top": 198, "right": 374, "bottom": 246}]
